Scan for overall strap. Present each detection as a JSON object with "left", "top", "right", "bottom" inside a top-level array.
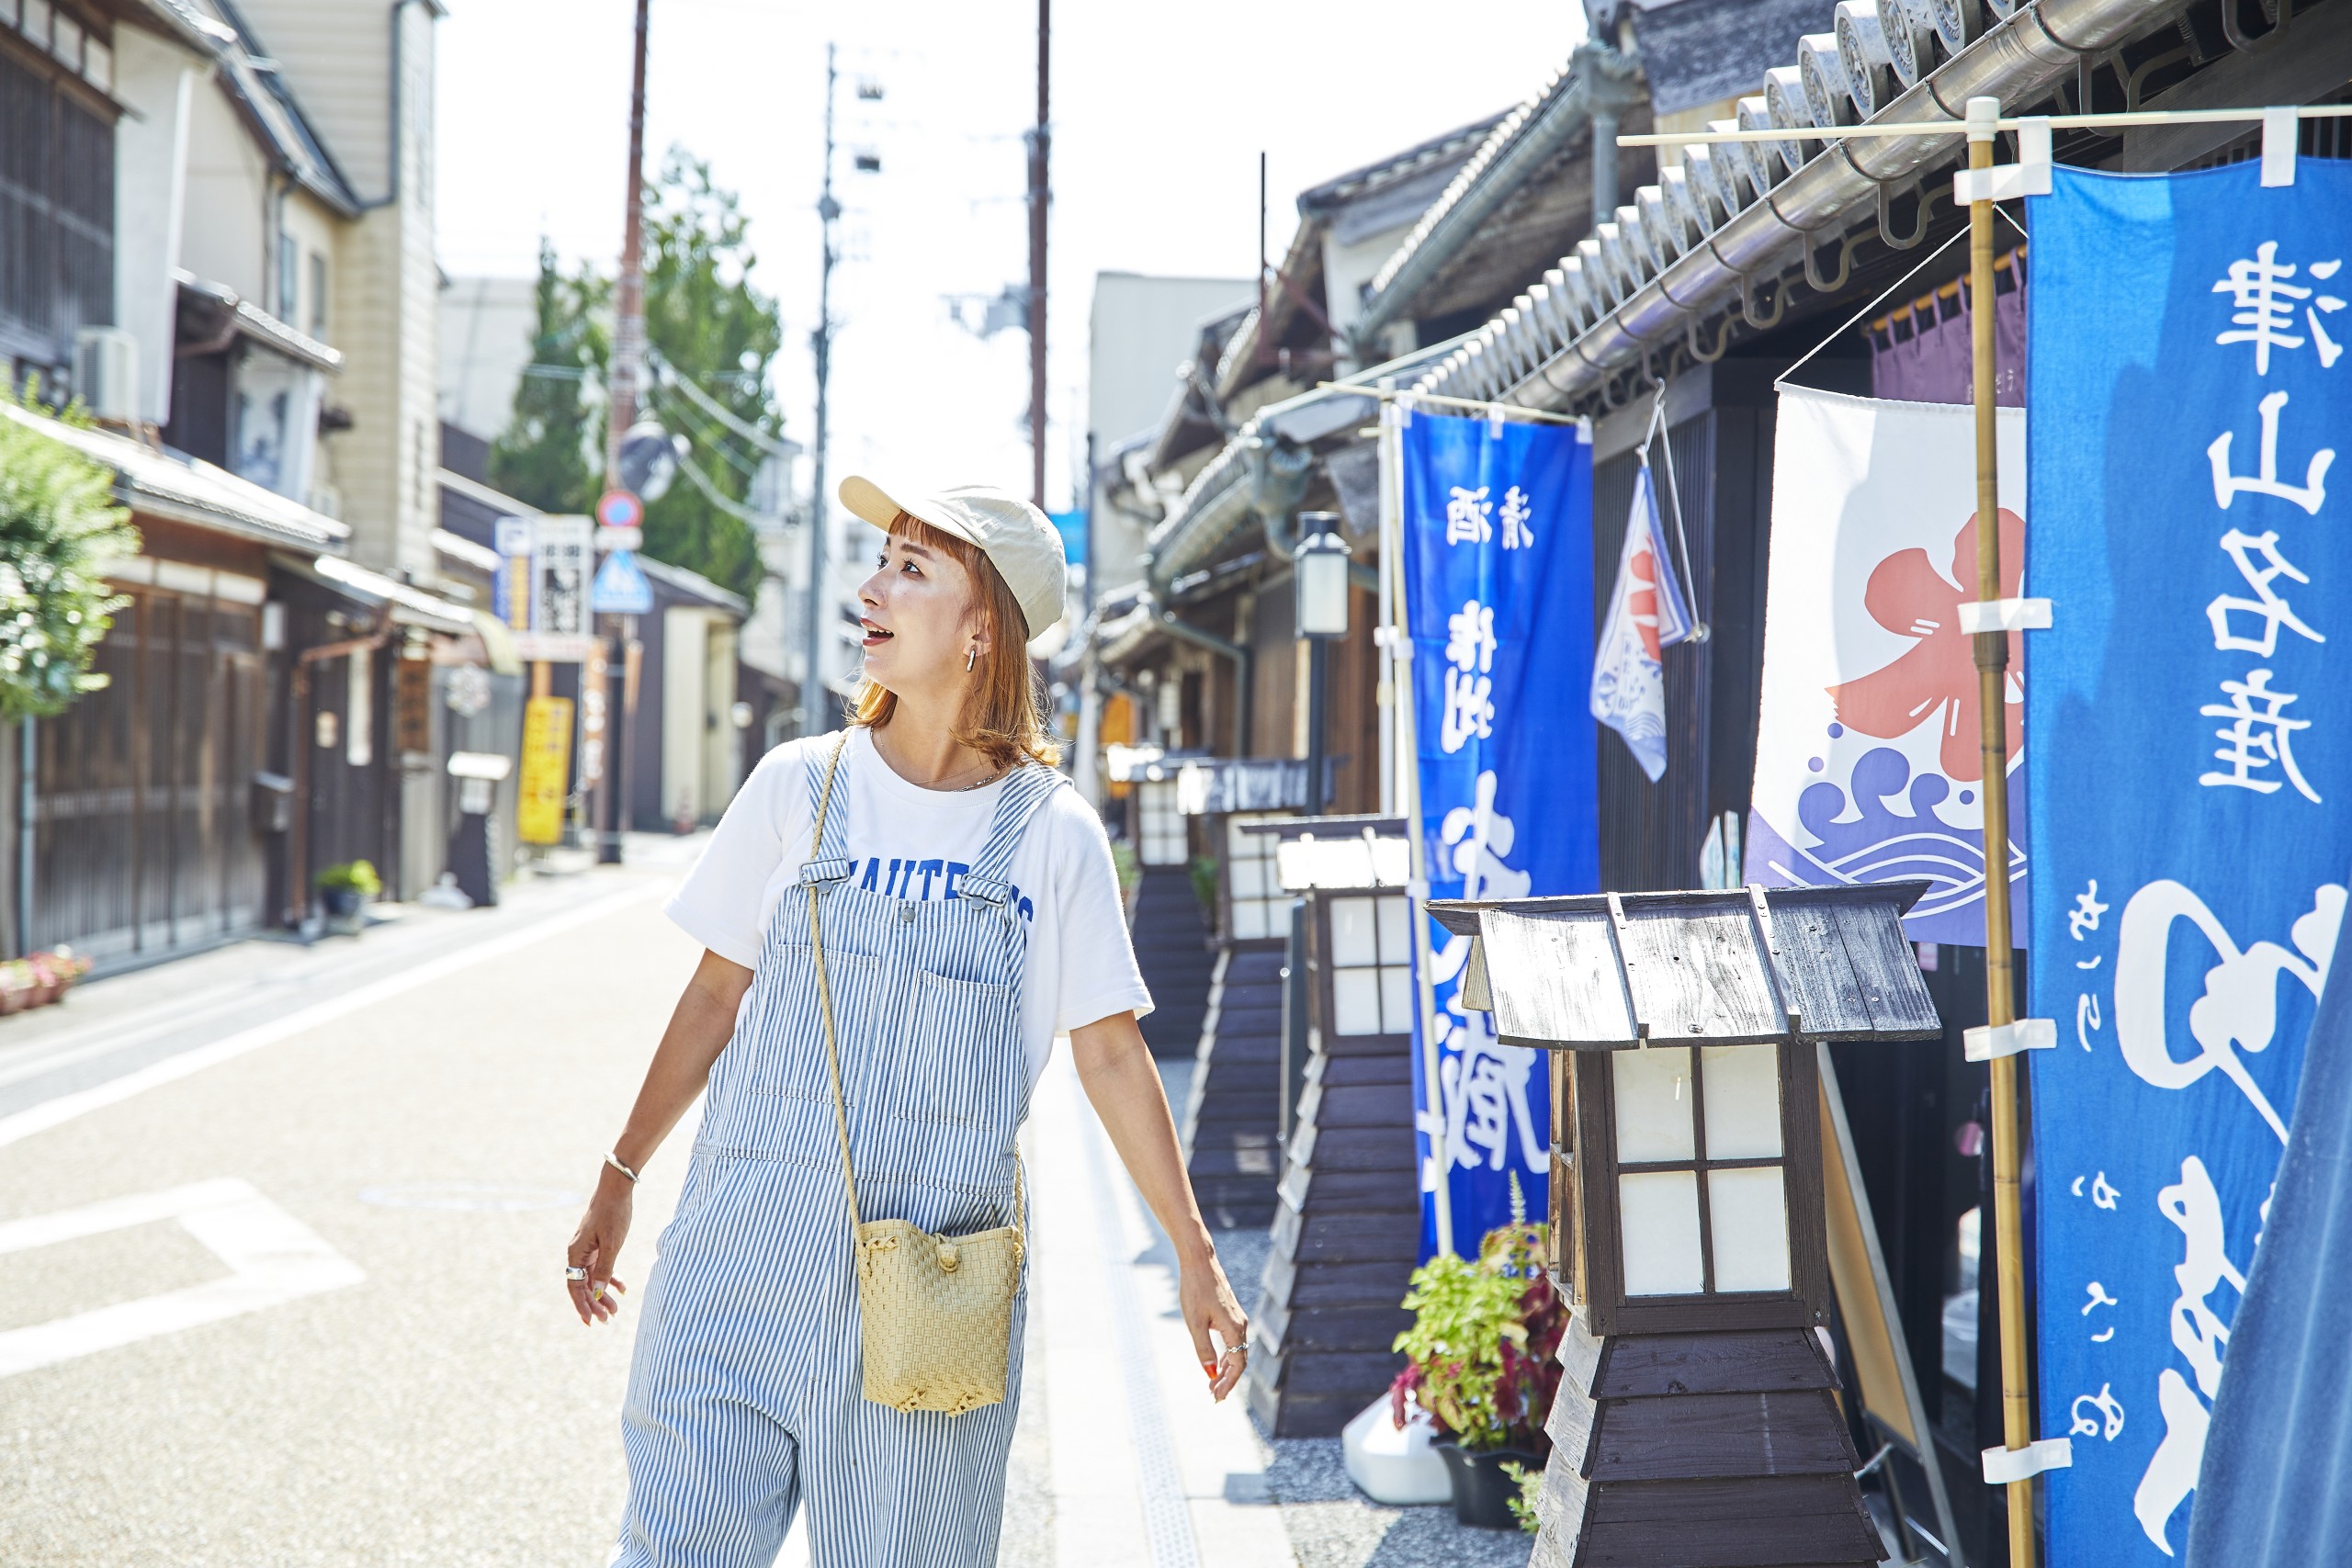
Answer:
[
  {"left": 960, "top": 762, "right": 1066, "bottom": 908},
  {"left": 798, "top": 730, "right": 854, "bottom": 887},
  {"left": 805, "top": 732, "right": 865, "bottom": 1235}
]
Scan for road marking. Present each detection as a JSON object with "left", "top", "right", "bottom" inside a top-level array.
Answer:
[
  {"left": 0, "top": 883, "right": 662, "bottom": 1154},
  {"left": 0, "top": 1178, "right": 364, "bottom": 1379}
]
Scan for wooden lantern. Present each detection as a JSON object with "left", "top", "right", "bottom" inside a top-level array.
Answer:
[
  {"left": 1427, "top": 882, "right": 1939, "bottom": 1568},
  {"left": 1241, "top": 816, "right": 1420, "bottom": 1437}
]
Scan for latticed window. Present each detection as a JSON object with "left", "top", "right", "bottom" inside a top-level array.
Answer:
[
  {"left": 0, "top": 19, "right": 116, "bottom": 372},
  {"left": 1136, "top": 777, "right": 1185, "bottom": 866},
  {"left": 1609, "top": 1043, "right": 1792, "bottom": 1297},
  {"left": 1324, "top": 892, "right": 1411, "bottom": 1037},
  {"left": 1222, "top": 812, "right": 1287, "bottom": 941}
]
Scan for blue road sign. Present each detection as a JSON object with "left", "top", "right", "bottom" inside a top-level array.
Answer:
[{"left": 591, "top": 548, "right": 654, "bottom": 615}]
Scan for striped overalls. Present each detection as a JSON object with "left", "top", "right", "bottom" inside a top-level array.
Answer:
[{"left": 614, "top": 747, "right": 1061, "bottom": 1568}]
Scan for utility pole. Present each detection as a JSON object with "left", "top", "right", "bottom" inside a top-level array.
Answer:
[
  {"left": 596, "top": 0, "right": 650, "bottom": 863},
  {"left": 607, "top": 0, "right": 650, "bottom": 485},
  {"left": 800, "top": 44, "right": 839, "bottom": 741},
  {"left": 1026, "top": 0, "right": 1049, "bottom": 509}
]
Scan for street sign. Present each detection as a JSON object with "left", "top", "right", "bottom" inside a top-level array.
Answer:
[
  {"left": 515, "top": 694, "right": 573, "bottom": 846},
  {"left": 580, "top": 638, "right": 610, "bottom": 787},
  {"left": 493, "top": 516, "right": 533, "bottom": 630},
  {"left": 507, "top": 631, "right": 597, "bottom": 663},
  {"left": 594, "top": 525, "right": 643, "bottom": 553},
  {"left": 394, "top": 652, "right": 434, "bottom": 757},
  {"left": 592, "top": 548, "right": 655, "bottom": 615},
  {"left": 532, "top": 515, "right": 593, "bottom": 638},
  {"left": 596, "top": 489, "right": 644, "bottom": 530}
]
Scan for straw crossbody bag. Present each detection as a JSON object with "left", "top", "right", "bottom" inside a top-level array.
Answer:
[{"left": 807, "top": 734, "right": 1023, "bottom": 1416}]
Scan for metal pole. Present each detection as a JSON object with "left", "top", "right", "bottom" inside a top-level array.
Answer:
[
  {"left": 800, "top": 44, "right": 838, "bottom": 740},
  {"left": 1385, "top": 402, "right": 1453, "bottom": 1258},
  {"left": 17, "top": 718, "right": 33, "bottom": 955},
  {"left": 1966, "top": 93, "right": 2037, "bottom": 1568},
  {"left": 1303, "top": 636, "right": 1328, "bottom": 813},
  {"left": 1027, "top": 0, "right": 1050, "bottom": 509},
  {"left": 1258, "top": 151, "right": 1268, "bottom": 369}
]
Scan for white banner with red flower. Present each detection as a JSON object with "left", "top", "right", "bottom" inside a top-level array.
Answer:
[{"left": 1741, "top": 386, "right": 2028, "bottom": 945}]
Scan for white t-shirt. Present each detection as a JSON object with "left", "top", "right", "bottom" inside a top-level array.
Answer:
[{"left": 663, "top": 728, "right": 1152, "bottom": 1090}]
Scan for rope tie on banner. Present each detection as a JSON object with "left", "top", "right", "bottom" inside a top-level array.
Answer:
[{"left": 1773, "top": 222, "right": 1973, "bottom": 392}]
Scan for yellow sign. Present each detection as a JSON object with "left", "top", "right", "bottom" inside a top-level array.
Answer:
[{"left": 516, "top": 695, "right": 574, "bottom": 846}]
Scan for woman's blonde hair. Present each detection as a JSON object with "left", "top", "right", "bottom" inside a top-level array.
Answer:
[{"left": 850, "top": 511, "right": 1061, "bottom": 770}]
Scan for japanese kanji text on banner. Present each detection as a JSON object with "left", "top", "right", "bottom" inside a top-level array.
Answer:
[
  {"left": 2026, "top": 160, "right": 2352, "bottom": 1565},
  {"left": 1398, "top": 409, "right": 1597, "bottom": 1260}
]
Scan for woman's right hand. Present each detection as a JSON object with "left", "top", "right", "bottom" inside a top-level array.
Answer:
[{"left": 565, "top": 1168, "right": 635, "bottom": 1325}]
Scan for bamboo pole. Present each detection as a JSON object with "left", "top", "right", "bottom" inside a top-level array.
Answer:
[{"left": 1965, "top": 93, "right": 2037, "bottom": 1568}]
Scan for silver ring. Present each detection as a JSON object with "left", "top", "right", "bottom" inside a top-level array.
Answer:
[{"left": 565, "top": 1265, "right": 589, "bottom": 1281}]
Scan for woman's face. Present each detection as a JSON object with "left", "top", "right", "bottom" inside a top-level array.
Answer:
[{"left": 857, "top": 530, "right": 984, "bottom": 700}]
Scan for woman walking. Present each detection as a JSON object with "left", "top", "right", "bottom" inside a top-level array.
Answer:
[{"left": 567, "top": 478, "right": 1249, "bottom": 1567}]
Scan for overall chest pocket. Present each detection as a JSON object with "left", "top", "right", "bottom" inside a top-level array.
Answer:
[
  {"left": 727, "top": 936, "right": 883, "bottom": 1104},
  {"left": 886, "top": 968, "right": 1023, "bottom": 1130}
]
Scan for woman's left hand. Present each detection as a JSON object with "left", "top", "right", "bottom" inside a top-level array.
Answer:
[{"left": 1181, "top": 1252, "right": 1251, "bottom": 1402}]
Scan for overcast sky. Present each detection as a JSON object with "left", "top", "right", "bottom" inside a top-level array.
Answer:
[{"left": 435, "top": 1, "right": 1587, "bottom": 519}]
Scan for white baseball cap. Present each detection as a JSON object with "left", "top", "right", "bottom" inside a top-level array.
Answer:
[{"left": 838, "top": 476, "right": 1068, "bottom": 640}]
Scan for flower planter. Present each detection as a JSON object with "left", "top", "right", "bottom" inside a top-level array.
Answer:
[
  {"left": 1434, "top": 1441, "right": 1543, "bottom": 1530},
  {"left": 322, "top": 888, "right": 367, "bottom": 921}
]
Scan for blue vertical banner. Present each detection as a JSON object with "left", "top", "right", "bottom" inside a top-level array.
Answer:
[
  {"left": 1399, "top": 409, "right": 1598, "bottom": 1260},
  {"left": 2028, "top": 161, "right": 2352, "bottom": 1562}
]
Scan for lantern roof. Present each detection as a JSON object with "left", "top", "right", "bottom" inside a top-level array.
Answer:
[
  {"left": 1238, "top": 815, "right": 1409, "bottom": 892},
  {"left": 1427, "top": 881, "right": 1939, "bottom": 1050}
]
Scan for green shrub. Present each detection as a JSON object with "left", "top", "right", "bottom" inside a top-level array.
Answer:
[{"left": 0, "top": 394, "right": 137, "bottom": 721}]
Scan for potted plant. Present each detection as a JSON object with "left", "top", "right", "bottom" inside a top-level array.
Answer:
[
  {"left": 0, "top": 947, "right": 91, "bottom": 1014},
  {"left": 314, "top": 860, "right": 382, "bottom": 927},
  {"left": 1388, "top": 1179, "right": 1565, "bottom": 1530}
]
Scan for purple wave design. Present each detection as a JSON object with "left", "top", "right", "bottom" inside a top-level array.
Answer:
[{"left": 1745, "top": 745, "right": 2027, "bottom": 947}]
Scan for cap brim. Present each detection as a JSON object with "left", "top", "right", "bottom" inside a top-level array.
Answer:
[
  {"left": 837, "top": 475, "right": 902, "bottom": 532},
  {"left": 837, "top": 476, "right": 988, "bottom": 553}
]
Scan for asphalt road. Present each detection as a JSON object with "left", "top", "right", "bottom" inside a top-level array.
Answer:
[{"left": 0, "top": 849, "right": 1536, "bottom": 1568}]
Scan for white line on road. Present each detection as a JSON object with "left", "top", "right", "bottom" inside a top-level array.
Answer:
[
  {"left": 0, "top": 882, "right": 664, "bottom": 1155},
  {"left": 0, "top": 1177, "right": 365, "bottom": 1379}
]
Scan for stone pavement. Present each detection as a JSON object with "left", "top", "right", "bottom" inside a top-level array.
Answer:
[{"left": 0, "top": 848, "right": 1533, "bottom": 1567}]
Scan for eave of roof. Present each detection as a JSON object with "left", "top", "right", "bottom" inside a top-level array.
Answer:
[
  {"left": 1417, "top": 0, "right": 2193, "bottom": 416},
  {"left": 639, "top": 554, "right": 750, "bottom": 615},
  {"left": 204, "top": 0, "right": 364, "bottom": 215},
  {"left": 279, "top": 552, "right": 476, "bottom": 635},
  {"left": 1356, "top": 48, "right": 1635, "bottom": 339},
  {"left": 1296, "top": 109, "right": 1514, "bottom": 216},
  {"left": 175, "top": 272, "right": 344, "bottom": 372},
  {"left": 2, "top": 400, "right": 347, "bottom": 553}
]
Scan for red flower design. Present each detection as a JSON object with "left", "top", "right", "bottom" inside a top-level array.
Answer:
[{"left": 1828, "top": 508, "right": 2024, "bottom": 784}]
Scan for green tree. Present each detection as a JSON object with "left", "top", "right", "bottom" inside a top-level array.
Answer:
[
  {"left": 638, "top": 150, "right": 783, "bottom": 604},
  {"left": 488, "top": 239, "right": 608, "bottom": 514}
]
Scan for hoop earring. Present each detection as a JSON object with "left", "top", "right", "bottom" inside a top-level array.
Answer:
[{"left": 965, "top": 647, "right": 977, "bottom": 672}]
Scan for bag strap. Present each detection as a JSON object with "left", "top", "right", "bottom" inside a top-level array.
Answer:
[
  {"left": 808, "top": 728, "right": 1029, "bottom": 1244},
  {"left": 808, "top": 731, "right": 866, "bottom": 1237}
]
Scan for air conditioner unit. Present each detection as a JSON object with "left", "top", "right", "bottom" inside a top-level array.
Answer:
[{"left": 73, "top": 327, "right": 140, "bottom": 423}]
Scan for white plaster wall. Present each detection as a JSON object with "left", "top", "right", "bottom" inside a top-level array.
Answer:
[{"left": 110, "top": 28, "right": 198, "bottom": 425}]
